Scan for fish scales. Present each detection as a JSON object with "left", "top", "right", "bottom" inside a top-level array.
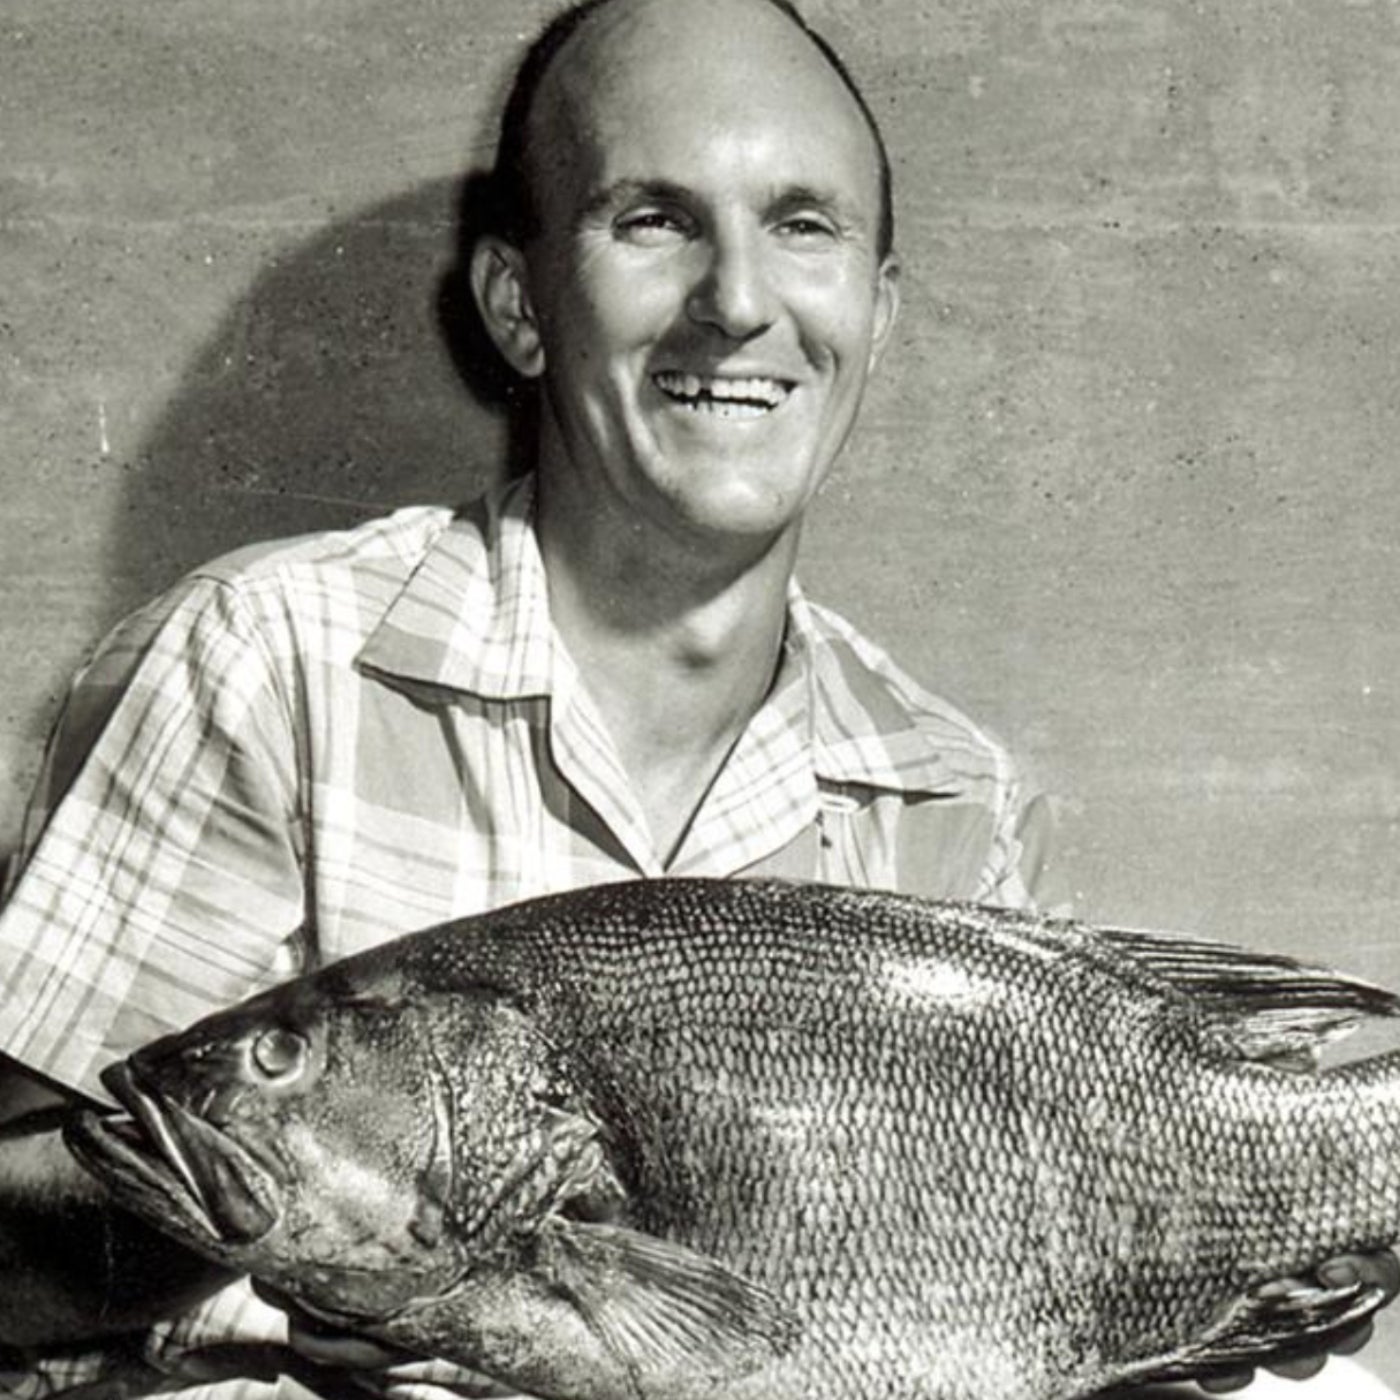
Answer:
[{"left": 64, "top": 878, "right": 1400, "bottom": 1399}]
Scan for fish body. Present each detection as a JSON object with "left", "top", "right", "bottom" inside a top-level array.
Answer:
[{"left": 66, "top": 878, "right": 1400, "bottom": 1399}]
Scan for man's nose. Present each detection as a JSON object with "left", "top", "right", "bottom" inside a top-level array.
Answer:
[{"left": 685, "top": 230, "right": 776, "bottom": 339}]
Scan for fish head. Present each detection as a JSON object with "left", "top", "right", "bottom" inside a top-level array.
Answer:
[{"left": 64, "top": 962, "right": 608, "bottom": 1326}]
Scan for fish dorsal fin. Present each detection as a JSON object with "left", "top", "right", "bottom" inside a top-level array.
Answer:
[
  {"left": 1093, "top": 924, "right": 1400, "bottom": 1067},
  {"left": 536, "top": 1219, "right": 799, "bottom": 1397}
]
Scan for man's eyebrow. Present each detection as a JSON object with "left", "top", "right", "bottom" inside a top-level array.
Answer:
[
  {"left": 578, "top": 178, "right": 873, "bottom": 233},
  {"left": 581, "top": 178, "right": 693, "bottom": 220},
  {"left": 767, "top": 184, "right": 867, "bottom": 229}
]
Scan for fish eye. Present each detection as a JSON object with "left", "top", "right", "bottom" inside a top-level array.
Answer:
[{"left": 249, "top": 1026, "right": 307, "bottom": 1081}]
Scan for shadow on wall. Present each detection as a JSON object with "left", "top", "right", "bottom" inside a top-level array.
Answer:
[
  {"left": 101, "top": 171, "right": 538, "bottom": 630},
  {"left": 2, "top": 174, "right": 536, "bottom": 885}
]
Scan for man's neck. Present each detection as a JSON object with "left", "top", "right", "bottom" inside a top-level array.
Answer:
[{"left": 534, "top": 485, "right": 797, "bottom": 864}]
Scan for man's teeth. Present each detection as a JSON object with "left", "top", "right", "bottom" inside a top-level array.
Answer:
[{"left": 653, "top": 372, "right": 790, "bottom": 416}]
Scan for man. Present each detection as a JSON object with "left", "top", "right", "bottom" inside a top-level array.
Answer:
[{"left": 0, "top": 1, "right": 1390, "bottom": 1397}]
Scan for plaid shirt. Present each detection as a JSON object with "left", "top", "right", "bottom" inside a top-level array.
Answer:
[{"left": 0, "top": 474, "right": 1047, "bottom": 1398}]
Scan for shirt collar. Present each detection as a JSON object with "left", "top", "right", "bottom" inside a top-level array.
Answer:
[
  {"left": 359, "top": 474, "right": 960, "bottom": 797},
  {"left": 357, "top": 475, "right": 557, "bottom": 700},
  {"left": 782, "top": 585, "right": 967, "bottom": 797}
]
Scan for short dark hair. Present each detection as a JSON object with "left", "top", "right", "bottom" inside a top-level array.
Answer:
[{"left": 488, "top": 0, "right": 895, "bottom": 259}]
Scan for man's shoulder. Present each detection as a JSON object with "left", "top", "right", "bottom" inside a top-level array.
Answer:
[
  {"left": 192, "top": 504, "right": 461, "bottom": 595},
  {"left": 77, "top": 504, "right": 476, "bottom": 693},
  {"left": 794, "top": 596, "right": 1048, "bottom": 905},
  {"left": 798, "top": 596, "right": 1017, "bottom": 791},
  {"left": 141, "top": 503, "right": 483, "bottom": 654}
]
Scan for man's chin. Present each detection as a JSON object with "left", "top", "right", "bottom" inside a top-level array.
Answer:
[{"left": 657, "top": 485, "right": 814, "bottom": 561}]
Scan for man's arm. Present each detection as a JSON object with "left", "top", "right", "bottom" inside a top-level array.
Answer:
[
  {"left": 0, "top": 570, "right": 515, "bottom": 1390},
  {"left": 0, "top": 1061, "right": 233, "bottom": 1351}
]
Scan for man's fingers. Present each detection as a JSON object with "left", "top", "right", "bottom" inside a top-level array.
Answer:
[
  {"left": 1374, "top": 1250, "right": 1400, "bottom": 1299},
  {"left": 1228, "top": 1250, "right": 1400, "bottom": 1386},
  {"left": 286, "top": 1317, "right": 411, "bottom": 1370},
  {"left": 1260, "top": 1250, "right": 1400, "bottom": 1302},
  {"left": 1319, "top": 1250, "right": 1400, "bottom": 1300},
  {"left": 1267, "top": 1353, "right": 1330, "bottom": 1381},
  {"left": 248, "top": 1279, "right": 414, "bottom": 1371},
  {"left": 1330, "top": 1320, "right": 1375, "bottom": 1357},
  {"left": 1198, "top": 1369, "right": 1255, "bottom": 1394}
]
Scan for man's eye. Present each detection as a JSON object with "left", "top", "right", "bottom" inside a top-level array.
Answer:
[
  {"left": 615, "top": 210, "right": 688, "bottom": 244},
  {"left": 775, "top": 216, "right": 839, "bottom": 244}
]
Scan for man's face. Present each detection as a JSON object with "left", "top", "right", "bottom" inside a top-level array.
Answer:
[{"left": 509, "top": 0, "right": 899, "bottom": 559}]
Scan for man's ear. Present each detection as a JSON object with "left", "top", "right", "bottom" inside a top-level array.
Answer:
[
  {"left": 469, "top": 236, "right": 545, "bottom": 379},
  {"left": 868, "top": 253, "right": 901, "bottom": 372}
]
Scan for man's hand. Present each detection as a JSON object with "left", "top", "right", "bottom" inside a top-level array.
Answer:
[
  {"left": 1197, "top": 1250, "right": 1400, "bottom": 1394},
  {"left": 0, "top": 1065, "right": 234, "bottom": 1349},
  {"left": 257, "top": 1285, "right": 528, "bottom": 1399}
]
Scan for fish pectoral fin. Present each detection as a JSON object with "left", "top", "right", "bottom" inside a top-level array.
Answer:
[
  {"left": 534, "top": 1219, "right": 800, "bottom": 1395},
  {"left": 1133, "top": 1271, "right": 1389, "bottom": 1385}
]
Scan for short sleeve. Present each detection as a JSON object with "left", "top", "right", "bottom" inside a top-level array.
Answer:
[
  {"left": 979, "top": 780, "right": 1057, "bottom": 912},
  {"left": 0, "top": 575, "right": 309, "bottom": 1100},
  {"left": 882, "top": 763, "right": 1057, "bottom": 911}
]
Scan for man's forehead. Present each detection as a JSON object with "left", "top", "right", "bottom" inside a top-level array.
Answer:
[
  {"left": 547, "top": 0, "right": 812, "bottom": 81},
  {"left": 529, "top": 0, "right": 881, "bottom": 192}
]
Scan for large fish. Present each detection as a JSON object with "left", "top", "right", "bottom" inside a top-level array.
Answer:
[{"left": 64, "top": 878, "right": 1400, "bottom": 1399}]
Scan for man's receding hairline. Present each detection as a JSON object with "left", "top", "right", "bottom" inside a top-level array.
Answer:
[
  {"left": 537, "top": 0, "right": 820, "bottom": 103},
  {"left": 496, "top": 0, "right": 896, "bottom": 259}
]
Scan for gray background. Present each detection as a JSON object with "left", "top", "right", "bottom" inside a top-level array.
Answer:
[{"left": 2, "top": 0, "right": 1399, "bottom": 1386}]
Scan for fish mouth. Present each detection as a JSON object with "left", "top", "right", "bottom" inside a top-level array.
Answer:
[
  {"left": 65, "top": 1062, "right": 280, "bottom": 1247},
  {"left": 652, "top": 370, "right": 794, "bottom": 419}
]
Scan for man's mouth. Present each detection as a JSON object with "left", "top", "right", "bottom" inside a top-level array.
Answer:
[{"left": 652, "top": 371, "right": 793, "bottom": 419}]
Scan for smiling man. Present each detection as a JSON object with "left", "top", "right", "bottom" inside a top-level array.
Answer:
[
  {"left": 467, "top": 0, "right": 909, "bottom": 867},
  {"left": 0, "top": 1, "right": 1392, "bottom": 1398}
]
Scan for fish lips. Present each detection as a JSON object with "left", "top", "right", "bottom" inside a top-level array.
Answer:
[{"left": 66, "top": 1062, "right": 281, "bottom": 1249}]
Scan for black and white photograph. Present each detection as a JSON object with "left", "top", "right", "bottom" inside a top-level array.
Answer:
[{"left": 2, "top": 2, "right": 1399, "bottom": 1397}]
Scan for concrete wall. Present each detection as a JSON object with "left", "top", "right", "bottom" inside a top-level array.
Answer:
[{"left": 3, "top": 0, "right": 1400, "bottom": 1381}]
